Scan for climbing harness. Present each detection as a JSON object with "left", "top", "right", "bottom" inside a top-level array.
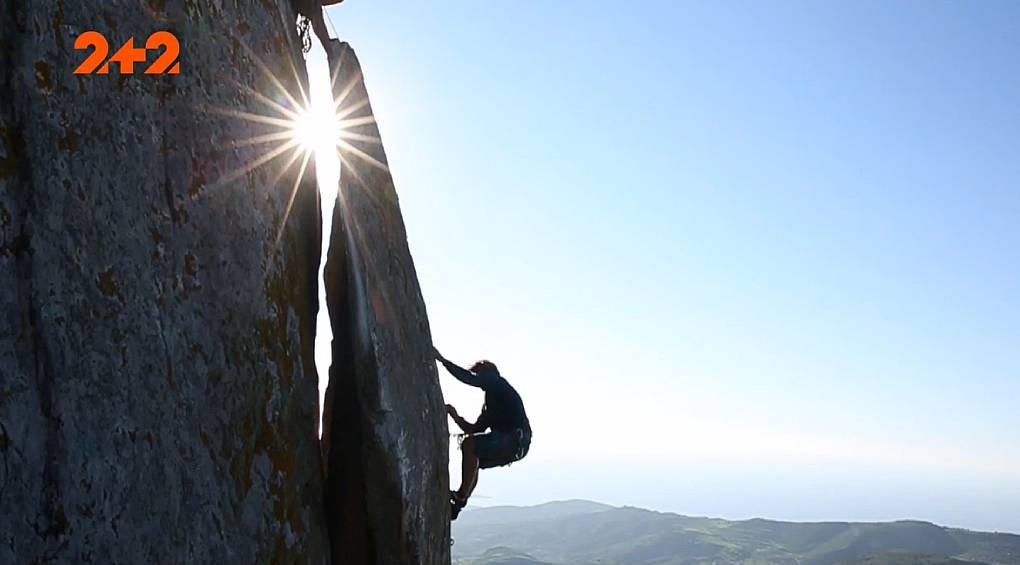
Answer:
[
  {"left": 508, "top": 427, "right": 531, "bottom": 466},
  {"left": 514, "top": 427, "right": 530, "bottom": 460}
]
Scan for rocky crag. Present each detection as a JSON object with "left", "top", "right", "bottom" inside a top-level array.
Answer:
[
  {"left": 0, "top": 1, "right": 448, "bottom": 563},
  {"left": 320, "top": 41, "right": 450, "bottom": 565}
]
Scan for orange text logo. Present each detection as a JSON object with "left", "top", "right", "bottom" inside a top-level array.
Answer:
[{"left": 73, "top": 31, "right": 180, "bottom": 75}]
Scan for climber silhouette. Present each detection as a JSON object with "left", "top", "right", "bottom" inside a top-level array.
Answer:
[
  {"left": 435, "top": 348, "right": 532, "bottom": 520},
  {"left": 296, "top": 0, "right": 345, "bottom": 48}
]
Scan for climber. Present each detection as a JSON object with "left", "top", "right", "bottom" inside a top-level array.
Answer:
[
  {"left": 435, "top": 348, "right": 532, "bottom": 520},
  {"left": 296, "top": 0, "right": 344, "bottom": 48}
]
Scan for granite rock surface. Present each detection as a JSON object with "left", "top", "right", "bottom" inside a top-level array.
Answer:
[{"left": 0, "top": 1, "right": 327, "bottom": 563}]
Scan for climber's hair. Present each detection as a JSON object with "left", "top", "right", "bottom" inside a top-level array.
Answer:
[{"left": 471, "top": 360, "right": 499, "bottom": 376}]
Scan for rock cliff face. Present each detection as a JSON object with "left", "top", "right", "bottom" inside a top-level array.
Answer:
[
  {"left": 1, "top": 2, "right": 447, "bottom": 564},
  {"left": 0, "top": 1, "right": 329, "bottom": 562},
  {"left": 321, "top": 41, "right": 451, "bottom": 565}
]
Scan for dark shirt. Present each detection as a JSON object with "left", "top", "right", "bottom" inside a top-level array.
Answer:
[{"left": 441, "top": 360, "right": 531, "bottom": 435}]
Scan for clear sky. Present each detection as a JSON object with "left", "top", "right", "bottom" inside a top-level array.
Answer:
[{"left": 303, "top": 1, "right": 1020, "bottom": 533}]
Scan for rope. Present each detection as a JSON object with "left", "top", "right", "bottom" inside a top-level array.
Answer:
[{"left": 323, "top": 7, "right": 340, "bottom": 40}]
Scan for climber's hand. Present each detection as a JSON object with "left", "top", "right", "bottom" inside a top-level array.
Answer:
[{"left": 445, "top": 404, "right": 459, "bottom": 418}]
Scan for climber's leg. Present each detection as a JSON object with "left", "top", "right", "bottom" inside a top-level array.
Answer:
[
  {"left": 457, "top": 435, "right": 480, "bottom": 502},
  {"left": 310, "top": 10, "right": 331, "bottom": 47},
  {"left": 467, "top": 465, "right": 480, "bottom": 498},
  {"left": 450, "top": 435, "right": 478, "bottom": 520}
]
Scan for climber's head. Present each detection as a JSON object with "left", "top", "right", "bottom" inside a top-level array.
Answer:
[{"left": 471, "top": 360, "right": 499, "bottom": 377}]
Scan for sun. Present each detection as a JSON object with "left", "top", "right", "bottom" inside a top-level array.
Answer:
[
  {"left": 291, "top": 97, "right": 339, "bottom": 157},
  {"left": 201, "top": 37, "right": 387, "bottom": 247}
]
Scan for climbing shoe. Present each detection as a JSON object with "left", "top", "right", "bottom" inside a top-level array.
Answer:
[{"left": 450, "top": 491, "right": 467, "bottom": 521}]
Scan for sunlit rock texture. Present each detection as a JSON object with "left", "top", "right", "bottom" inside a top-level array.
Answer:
[
  {"left": 321, "top": 41, "right": 451, "bottom": 565},
  {"left": 0, "top": 1, "right": 328, "bottom": 563}
]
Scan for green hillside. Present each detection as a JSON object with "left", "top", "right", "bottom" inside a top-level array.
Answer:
[{"left": 452, "top": 501, "right": 1020, "bottom": 565}]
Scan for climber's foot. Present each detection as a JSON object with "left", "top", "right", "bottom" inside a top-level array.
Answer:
[
  {"left": 450, "top": 499, "right": 462, "bottom": 521},
  {"left": 450, "top": 491, "right": 467, "bottom": 521}
]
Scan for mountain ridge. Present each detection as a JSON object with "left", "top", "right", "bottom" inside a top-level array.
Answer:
[{"left": 453, "top": 500, "right": 1020, "bottom": 565}]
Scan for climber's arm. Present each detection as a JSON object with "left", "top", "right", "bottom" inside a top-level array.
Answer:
[
  {"left": 446, "top": 405, "right": 487, "bottom": 434},
  {"left": 434, "top": 349, "right": 481, "bottom": 388}
]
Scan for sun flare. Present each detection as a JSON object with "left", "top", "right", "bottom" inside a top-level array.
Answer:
[
  {"left": 291, "top": 99, "right": 339, "bottom": 157},
  {"left": 201, "top": 38, "right": 385, "bottom": 247}
]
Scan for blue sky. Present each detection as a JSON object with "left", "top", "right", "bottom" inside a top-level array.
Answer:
[{"left": 305, "top": 1, "right": 1020, "bottom": 532}]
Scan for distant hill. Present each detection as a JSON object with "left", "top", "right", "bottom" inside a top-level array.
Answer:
[
  {"left": 458, "top": 500, "right": 614, "bottom": 527},
  {"left": 452, "top": 501, "right": 1020, "bottom": 565},
  {"left": 460, "top": 547, "right": 553, "bottom": 565},
  {"left": 844, "top": 554, "right": 988, "bottom": 565}
]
